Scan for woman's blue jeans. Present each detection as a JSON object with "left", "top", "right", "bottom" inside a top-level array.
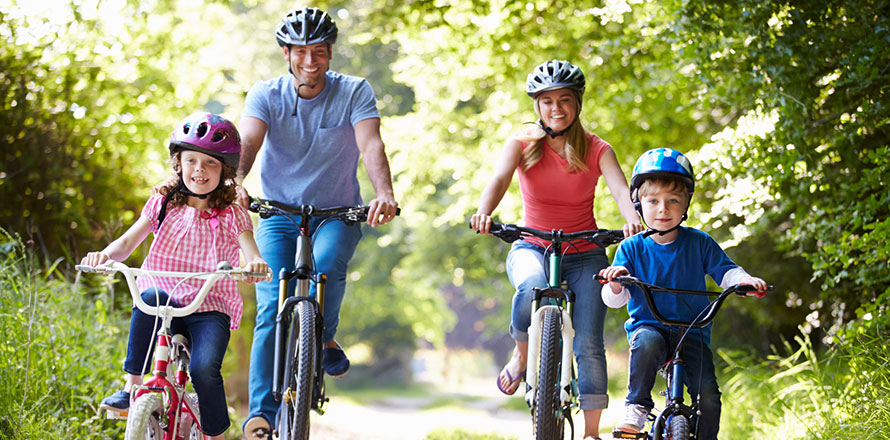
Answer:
[
  {"left": 626, "top": 325, "right": 721, "bottom": 440},
  {"left": 247, "top": 214, "right": 362, "bottom": 425},
  {"left": 506, "top": 240, "right": 610, "bottom": 410},
  {"left": 124, "top": 289, "right": 232, "bottom": 437}
]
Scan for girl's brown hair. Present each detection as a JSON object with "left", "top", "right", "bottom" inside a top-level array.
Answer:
[
  {"left": 154, "top": 151, "right": 238, "bottom": 209},
  {"left": 516, "top": 91, "right": 589, "bottom": 173}
]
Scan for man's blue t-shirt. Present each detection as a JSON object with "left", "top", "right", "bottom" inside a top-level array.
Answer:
[
  {"left": 242, "top": 71, "right": 380, "bottom": 208},
  {"left": 612, "top": 227, "right": 738, "bottom": 344}
]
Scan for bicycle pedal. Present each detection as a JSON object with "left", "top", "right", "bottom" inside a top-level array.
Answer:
[
  {"left": 612, "top": 429, "right": 648, "bottom": 439},
  {"left": 105, "top": 409, "right": 128, "bottom": 420}
]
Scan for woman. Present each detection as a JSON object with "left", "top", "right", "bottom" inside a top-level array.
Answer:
[{"left": 470, "top": 59, "right": 643, "bottom": 440}]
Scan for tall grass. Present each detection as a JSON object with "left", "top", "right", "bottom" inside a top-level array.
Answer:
[
  {"left": 0, "top": 231, "right": 124, "bottom": 439},
  {"left": 719, "top": 318, "right": 890, "bottom": 439}
]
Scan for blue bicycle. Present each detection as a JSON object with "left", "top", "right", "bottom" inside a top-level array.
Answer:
[{"left": 595, "top": 275, "right": 771, "bottom": 440}]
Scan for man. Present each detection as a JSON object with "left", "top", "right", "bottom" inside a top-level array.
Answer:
[{"left": 236, "top": 7, "right": 399, "bottom": 438}]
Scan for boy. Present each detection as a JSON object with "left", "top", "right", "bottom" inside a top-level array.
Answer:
[{"left": 598, "top": 148, "right": 768, "bottom": 440}]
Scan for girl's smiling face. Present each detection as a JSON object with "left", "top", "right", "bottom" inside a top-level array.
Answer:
[{"left": 180, "top": 150, "right": 222, "bottom": 196}]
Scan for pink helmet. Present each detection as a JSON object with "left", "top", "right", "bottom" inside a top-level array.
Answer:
[{"left": 169, "top": 113, "right": 241, "bottom": 169}]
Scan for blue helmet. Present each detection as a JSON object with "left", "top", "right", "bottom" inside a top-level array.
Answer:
[
  {"left": 630, "top": 148, "right": 695, "bottom": 232},
  {"left": 630, "top": 148, "right": 695, "bottom": 201}
]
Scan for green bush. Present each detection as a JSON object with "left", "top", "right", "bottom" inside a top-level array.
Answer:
[{"left": 0, "top": 230, "right": 127, "bottom": 438}]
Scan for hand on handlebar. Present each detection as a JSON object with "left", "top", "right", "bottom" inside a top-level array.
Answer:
[
  {"left": 242, "top": 258, "right": 271, "bottom": 284},
  {"left": 81, "top": 251, "right": 111, "bottom": 267},
  {"left": 236, "top": 185, "right": 251, "bottom": 210},
  {"left": 470, "top": 213, "right": 493, "bottom": 235},
  {"left": 623, "top": 222, "right": 645, "bottom": 238},
  {"left": 366, "top": 196, "right": 399, "bottom": 228},
  {"left": 597, "top": 266, "right": 630, "bottom": 294},
  {"left": 739, "top": 276, "right": 769, "bottom": 297}
]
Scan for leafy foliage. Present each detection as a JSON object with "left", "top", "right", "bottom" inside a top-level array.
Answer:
[
  {"left": 673, "top": 0, "right": 890, "bottom": 332},
  {"left": 0, "top": 230, "right": 124, "bottom": 438},
  {"left": 0, "top": 0, "right": 249, "bottom": 263}
]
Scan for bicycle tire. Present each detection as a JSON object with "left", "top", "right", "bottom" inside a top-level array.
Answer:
[
  {"left": 124, "top": 393, "right": 164, "bottom": 440},
  {"left": 278, "top": 300, "right": 316, "bottom": 440},
  {"left": 667, "top": 415, "right": 689, "bottom": 440},
  {"left": 533, "top": 307, "right": 565, "bottom": 440}
]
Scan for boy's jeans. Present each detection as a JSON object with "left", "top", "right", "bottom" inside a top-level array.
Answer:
[
  {"left": 124, "top": 289, "right": 232, "bottom": 437},
  {"left": 506, "top": 240, "right": 610, "bottom": 410},
  {"left": 627, "top": 325, "right": 722, "bottom": 440},
  {"left": 247, "top": 214, "right": 362, "bottom": 425}
]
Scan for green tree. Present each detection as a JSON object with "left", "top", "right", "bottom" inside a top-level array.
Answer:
[{"left": 671, "top": 0, "right": 890, "bottom": 335}]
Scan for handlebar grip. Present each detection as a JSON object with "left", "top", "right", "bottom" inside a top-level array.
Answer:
[{"left": 736, "top": 285, "right": 774, "bottom": 298}]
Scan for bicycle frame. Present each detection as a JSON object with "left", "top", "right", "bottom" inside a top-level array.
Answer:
[
  {"left": 270, "top": 206, "right": 327, "bottom": 411},
  {"left": 78, "top": 261, "right": 266, "bottom": 440},
  {"left": 599, "top": 275, "right": 771, "bottom": 440},
  {"left": 477, "top": 222, "right": 624, "bottom": 439},
  {"left": 250, "top": 198, "right": 398, "bottom": 440}
]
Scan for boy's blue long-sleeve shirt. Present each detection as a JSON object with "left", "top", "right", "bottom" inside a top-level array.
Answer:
[{"left": 612, "top": 226, "right": 738, "bottom": 345}]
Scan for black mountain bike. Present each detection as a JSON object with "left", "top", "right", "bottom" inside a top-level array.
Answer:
[
  {"left": 595, "top": 275, "right": 771, "bottom": 440},
  {"left": 249, "top": 197, "right": 398, "bottom": 440},
  {"left": 477, "top": 222, "right": 624, "bottom": 440}
]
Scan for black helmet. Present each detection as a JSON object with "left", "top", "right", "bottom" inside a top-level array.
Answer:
[
  {"left": 526, "top": 60, "right": 585, "bottom": 98},
  {"left": 276, "top": 7, "right": 338, "bottom": 47}
]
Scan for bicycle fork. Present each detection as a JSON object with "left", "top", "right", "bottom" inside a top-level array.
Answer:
[{"left": 524, "top": 287, "right": 576, "bottom": 409}]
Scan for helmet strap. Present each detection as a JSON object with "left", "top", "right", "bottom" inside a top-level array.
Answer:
[
  {"left": 639, "top": 210, "right": 689, "bottom": 238},
  {"left": 538, "top": 120, "right": 566, "bottom": 138}
]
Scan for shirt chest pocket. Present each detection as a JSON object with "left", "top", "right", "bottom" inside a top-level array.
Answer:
[{"left": 312, "top": 123, "right": 358, "bottom": 160}]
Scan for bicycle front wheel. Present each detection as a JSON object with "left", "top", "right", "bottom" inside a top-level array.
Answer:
[
  {"left": 533, "top": 307, "right": 565, "bottom": 440},
  {"left": 667, "top": 415, "right": 689, "bottom": 440},
  {"left": 278, "top": 300, "right": 316, "bottom": 440},
  {"left": 124, "top": 393, "right": 164, "bottom": 440}
]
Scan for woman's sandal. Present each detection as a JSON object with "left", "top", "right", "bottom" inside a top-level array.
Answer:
[{"left": 496, "top": 365, "right": 526, "bottom": 395}]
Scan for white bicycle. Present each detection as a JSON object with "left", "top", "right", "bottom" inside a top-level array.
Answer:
[{"left": 77, "top": 261, "right": 268, "bottom": 440}]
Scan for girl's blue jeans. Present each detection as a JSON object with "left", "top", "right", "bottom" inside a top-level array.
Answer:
[
  {"left": 247, "top": 214, "right": 362, "bottom": 425},
  {"left": 626, "top": 325, "right": 721, "bottom": 440},
  {"left": 124, "top": 289, "right": 232, "bottom": 437},
  {"left": 506, "top": 240, "right": 610, "bottom": 410}
]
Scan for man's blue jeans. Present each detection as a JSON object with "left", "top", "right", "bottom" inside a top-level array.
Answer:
[
  {"left": 124, "top": 289, "right": 232, "bottom": 437},
  {"left": 247, "top": 214, "right": 362, "bottom": 425},
  {"left": 506, "top": 240, "right": 610, "bottom": 410},
  {"left": 626, "top": 325, "right": 721, "bottom": 440}
]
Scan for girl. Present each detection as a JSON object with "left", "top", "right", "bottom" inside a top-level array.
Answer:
[
  {"left": 470, "top": 60, "right": 643, "bottom": 440},
  {"left": 81, "top": 112, "right": 268, "bottom": 439}
]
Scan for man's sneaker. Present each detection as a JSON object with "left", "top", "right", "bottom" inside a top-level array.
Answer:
[
  {"left": 615, "top": 403, "right": 649, "bottom": 433},
  {"left": 322, "top": 345, "right": 350, "bottom": 377},
  {"left": 243, "top": 415, "right": 272, "bottom": 440},
  {"left": 98, "top": 390, "right": 130, "bottom": 411}
]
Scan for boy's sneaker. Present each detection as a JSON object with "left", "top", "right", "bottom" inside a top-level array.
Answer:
[
  {"left": 615, "top": 403, "right": 649, "bottom": 433},
  {"left": 98, "top": 390, "right": 130, "bottom": 411},
  {"left": 243, "top": 415, "right": 272, "bottom": 440}
]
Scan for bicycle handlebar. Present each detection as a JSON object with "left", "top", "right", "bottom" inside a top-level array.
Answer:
[
  {"left": 594, "top": 274, "right": 773, "bottom": 328},
  {"left": 472, "top": 221, "right": 625, "bottom": 249},
  {"left": 77, "top": 261, "right": 271, "bottom": 319},
  {"left": 248, "top": 197, "right": 401, "bottom": 223}
]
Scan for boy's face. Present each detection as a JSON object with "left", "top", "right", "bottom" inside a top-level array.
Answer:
[{"left": 639, "top": 185, "right": 688, "bottom": 232}]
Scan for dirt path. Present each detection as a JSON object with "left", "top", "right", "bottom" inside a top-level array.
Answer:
[{"left": 303, "top": 377, "right": 625, "bottom": 439}]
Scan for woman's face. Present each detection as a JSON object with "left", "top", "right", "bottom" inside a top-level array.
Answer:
[{"left": 536, "top": 88, "right": 579, "bottom": 132}]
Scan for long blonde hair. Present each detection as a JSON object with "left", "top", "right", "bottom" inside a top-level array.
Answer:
[{"left": 517, "top": 92, "right": 589, "bottom": 173}]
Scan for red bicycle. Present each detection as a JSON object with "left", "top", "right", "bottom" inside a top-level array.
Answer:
[{"left": 78, "top": 261, "right": 269, "bottom": 440}]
